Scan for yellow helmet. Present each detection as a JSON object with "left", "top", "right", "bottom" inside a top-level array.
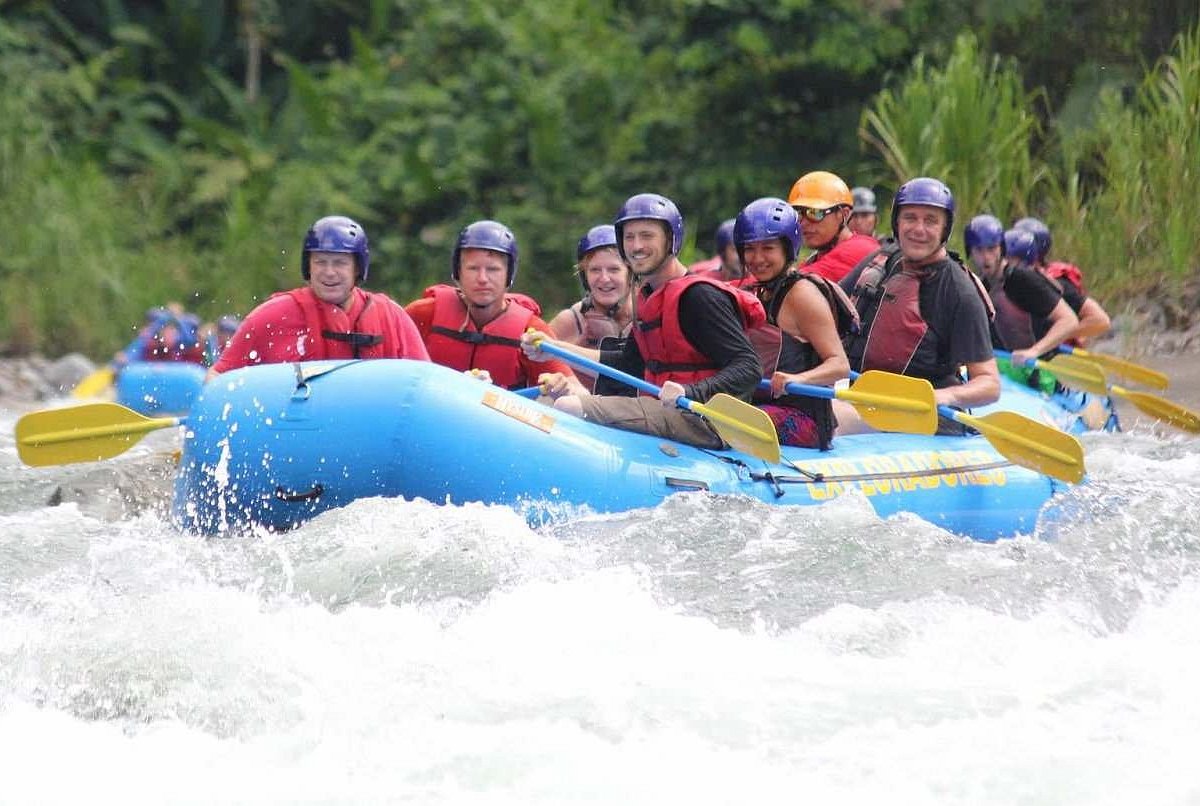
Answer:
[{"left": 787, "top": 171, "right": 854, "bottom": 210}]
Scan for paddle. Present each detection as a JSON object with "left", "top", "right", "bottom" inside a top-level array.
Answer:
[
  {"left": 16, "top": 402, "right": 184, "bottom": 467},
  {"left": 529, "top": 336, "right": 781, "bottom": 463},
  {"left": 847, "top": 368, "right": 1087, "bottom": 484},
  {"left": 71, "top": 366, "right": 115, "bottom": 398},
  {"left": 765, "top": 370, "right": 938, "bottom": 435},
  {"left": 1056, "top": 345, "right": 1169, "bottom": 390},
  {"left": 1001, "top": 350, "right": 1200, "bottom": 435}
]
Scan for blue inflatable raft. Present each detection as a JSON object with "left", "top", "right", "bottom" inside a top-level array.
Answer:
[
  {"left": 172, "top": 360, "right": 1093, "bottom": 542},
  {"left": 116, "top": 362, "right": 207, "bottom": 416}
]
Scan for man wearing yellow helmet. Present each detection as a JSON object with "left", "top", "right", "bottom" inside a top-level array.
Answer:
[{"left": 787, "top": 171, "right": 880, "bottom": 283}]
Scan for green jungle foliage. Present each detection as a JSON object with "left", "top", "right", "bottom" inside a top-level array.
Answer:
[{"left": 0, "top": 1, "right": 1197, "bottom": 356}]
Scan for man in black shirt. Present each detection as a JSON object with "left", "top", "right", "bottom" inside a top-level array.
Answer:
[{"left": 525, "top": 193, "right": 764, "bottom": 448}]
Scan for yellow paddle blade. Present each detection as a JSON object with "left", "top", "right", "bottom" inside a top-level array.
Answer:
[
  {"left": 955, "top": 410, "right": 1086, "bottom": 484},
  {"left": 691, "top": 393, "right": 781, "bottom": 463},
  {"left": 839, "top": 371, "right": 938, "bottom": 435},
  {"left": 1043, "top": 354, "right": 1109, "bottom": 395},
  {"left": 1109, "top": 385, "right": 1200, "bottom": 434},
  {"left": 71, "top": 366, "right": 115, "bottom": 398},
  {"left": 1070, "top": 349, "right": 1168, "bottom": 390},
  {"left": 15, "top": 402, "right": 182, "bottom": 467}
]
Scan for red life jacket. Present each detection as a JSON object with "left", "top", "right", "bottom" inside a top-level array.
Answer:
[
  {"left": 803, "top": 233, "right": 880, "bottom": 283},
  {"left": 632, "top": 273, "right": 766, "bottom": 388},
  {"left": 423, "top": 284, "right": 540, "bottom": 389},
  {"left": 988, "top": 266, "right": 1037, "bottom": 351},
  {"left": 285, "top": 287, "right": 393, "bottom": 360},
  {"left": 1043, "top": 261, "right": 1086, "bottom": 295}
]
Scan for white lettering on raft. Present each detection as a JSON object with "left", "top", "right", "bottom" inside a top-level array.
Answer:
[
  {"left": 481, "top": 390, "right": 556, "bottom": 434},
  {"left": 797, "top": 449, "right": 1009, "bottom": 501}
]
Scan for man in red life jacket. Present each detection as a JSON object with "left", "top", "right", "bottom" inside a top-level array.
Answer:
[
  {"left": 964, "top": 217, "right": 1079, "bottom": 367},
  {"left": 1012, "top": 216, "right": 1111, "bottom": 346},
  {"left": 737, "top": 197, "right": 852, "bottom": 449},
  {"left": 405, "top": 219, "right": 582, "bottom": 391},
  {"left": 209, "top": 216, "right": 429, "bottom": 377},
  {"left": 787, "top": 171, "right": 879, "bottom": 283},
  {"left": 838, "top": 178, "right": 1000, "bottom": 434},
  {"left": 524, "top": 193, "right": 765, "bottom": 449},
  {"left": 848, "top": 186, "right": 880, "bottom": 239},
  {"left": 547, "top": 225, "right": 634, "bottom": 389}
]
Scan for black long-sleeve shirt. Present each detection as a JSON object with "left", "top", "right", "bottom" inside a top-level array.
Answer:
[{"left": 595, "top": 281, "right": 761, "bottom": 401}]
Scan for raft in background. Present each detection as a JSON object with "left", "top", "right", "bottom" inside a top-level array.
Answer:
[
  {"left": 115, "top": 362, "right": 207, "bottom": 416},
  {"left": 172, "top": 359, "right": 1074, "bottom": 542}
]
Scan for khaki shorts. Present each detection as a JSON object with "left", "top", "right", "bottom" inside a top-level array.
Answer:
[{"left": 578, "top": 395, "right": 725, "bottom": 449}]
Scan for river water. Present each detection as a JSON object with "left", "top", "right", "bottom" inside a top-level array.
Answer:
[{"left": 2, "top": 384, "right": 1200, "bottom": 803}]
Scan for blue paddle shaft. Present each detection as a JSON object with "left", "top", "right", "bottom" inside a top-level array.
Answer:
[{"left": 535, "top": 338, "right": 707, "bottom": 415}]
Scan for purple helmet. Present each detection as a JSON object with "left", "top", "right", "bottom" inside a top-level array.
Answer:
[
  {"left": 453, "top": 220, "right": 519, "bottom": 287},
  {"left": 1013, "top": 217, "right": 1052, "bottom": 262},
  {"left": 1003, "top": 228, "right": 1039, "bottom": 264},
  {"left": 891, "top": 177, "right": 955, "bottom": 244},
  {"left": 614, "top": 193, "right": 685, "bottom": 258},
  {"left": 302, "top": 216, "right": 370, "bottom": 281},
  {"left": 715, "top": 219, "right": 736, "bottom": 253},
  {"left": 733, "top": 197, "right": 802, "bottom": 264},
  {"left": 964, "top": 214, "right": 1005, "bottom": 252},
  {"left": 576, "top": 224, "right": 618, "bottom": 262}
]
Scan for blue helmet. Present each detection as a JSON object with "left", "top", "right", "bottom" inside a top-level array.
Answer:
[
  {"left": 1003, "top": 228, "right": 1039, "bottom": 264},
  {"left": 576, "top": 224, "right": 618, "bottom": 262},
  {"left": 715, "top": 218, "right": 736, "bottom": 253},
  {"left": 1013, "top": 216, "right": 1052, "bottom": 262},
  {"left": 614, "top": 193, "right": 685, "bottom": 258},
  {"left": 302, "top": 216, "right": 370, "bottom": 281},
  {"left": 453, "top": 220, "right": 519, "bottom": 287},
  {"left": 964, "top": 214, "right": 1005, "bottom": 252},
  {"left": 891, "top": 177, "right": 955, "bottom": 244},
  {"left": 733, "top": 197, "right": 802, "bottom": 264}
]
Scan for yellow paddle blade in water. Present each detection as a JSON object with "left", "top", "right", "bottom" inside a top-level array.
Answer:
[
  {"left": 15, "top": 402, "right": 183, "bottom": 467},
  {"left": 1065, "top": 348, "right": 1168, "bottom": 391},
  {"left": 691, "top": 393, "right": 781, "bottom": 464},
  {"left": 953, "top": 409, "right": 1086, "bottom": 484},
  {"left": 71, "top": 366, "right": 115, "bottom": 398},
  {"left": 1109, "top": 385, "right": 1200, "bottom": 434},
  {"left": 839, "top": 371, "right": 938, "bottom": 435}
]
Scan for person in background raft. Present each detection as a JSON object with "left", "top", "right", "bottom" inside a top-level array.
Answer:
[
  {"left": 113, "top": 303, "right": 205, "bottom": 369},
  {"left": 964, "top": 216, "right": 1078, "bottom": 389},
  {"left": 1012, "top": 216, "right": 1111, "bottom": 347},
  {"left": 848, "top": 186, "right": 879, "bottom": 239},
  {"left": 547, "top": 224, "right": 634, "bottom": 389},
  {"left": 787, "top": 171, "right": 879, "bottom": 283},
  {"left": 736, "top": 197, "right": 853, "bottom": 449},
  {"left": 838, "top": 178, "right": 999, "bottom": 435},
  {"left": 405, "top": 219, "right": 583, "bottom": 391},
  {"left": 209, "top": 215, "right": 429, "bottom": 377},
  {"left": 523, "top": 193, "right": 765, "bottom": 449},
  {"left": 198, "top": 315, "right": 242, "bottom": 367},
  {"left": 688, "top": 219, "right": 748, "bottom": 285}
]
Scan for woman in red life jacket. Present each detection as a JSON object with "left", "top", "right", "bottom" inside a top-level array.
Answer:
[
  {"left": 787, "top": 171, "right": 880, "bottom": 283},
  {"left": 209, "top": 216, "right": 429, "bottom": 378},
  {"left": 405, "top": 220, "right": 583, "bottom": 391}
]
